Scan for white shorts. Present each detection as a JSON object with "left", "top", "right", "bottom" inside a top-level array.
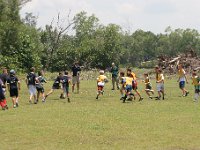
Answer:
[
  {"left": 157, "top": 83, "right": 164, "bottom": 92},
  {"left": 98, "top": 82, "right": 105, "bottom": 87},
  {"left": 72, "top": 76, "right": 80, "bottom": 84},
  {"left": 29, "top": 85, "right": 37, "bottom": 95}
]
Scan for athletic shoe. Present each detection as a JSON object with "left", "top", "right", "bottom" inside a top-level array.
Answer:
[
  {"left": 149, "top": 96, "right": 153, "bottom": 99},
  {"left": 96, "top": 96, "right": 98, "bottom": 100},
  {"left": 16, "top": 103, "right": 19, "bottom": 107},
  {"left": 13, "top": 105, "right": 16, "bottom": 108},
  {"left": 34, "top": 100, "right": 37, "bottom": 104},
  {"left": 5, "top": 105, "right": 8, "bottom": 110},
  {"left": 139, "top": 97, "right": 144, "bottom": 101},
  {"left": 67, "top": 98, "right": 70, "bottom": 103},
  {"left": 155, "top": 97, "right": 161, "bottom": 100},
  {"left": 185, "top": 92, "right": 189, "bottom": 97}
]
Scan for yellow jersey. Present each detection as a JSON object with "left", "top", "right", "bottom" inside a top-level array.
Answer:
[
  {"left": 156, "top": 73, "right": 164, "bottom": 82},
  {"left": 131, "top": 72, "right": 137, "bottom": 80},
  {"left": 192, "top": 76, "right": 199, "bottom": 86},
  {"left": 124, "top": 77, "right": 133, "bottom": 86},
  {"left": 178, "top": 69, "right": 186, "bottom": 77},
  {"left": 145, "top": 77, "right": 150, "bottom": 84},
  {"left": 97, "top": 75, "right": 107, "bottom": 83}
]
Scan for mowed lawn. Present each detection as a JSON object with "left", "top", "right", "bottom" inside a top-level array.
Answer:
[{"left": 1, "top": 77, "right": 200, "bottom": 150}]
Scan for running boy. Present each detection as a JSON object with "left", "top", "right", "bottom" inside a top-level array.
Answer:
[
  {"left": 26, "top": 67, "right": 38, "bottom": 104},
  {"left": 119, "top": 71, "right": 125, "bottom": 100},
  {"left": 127, "top": 68, "right": 143, "bottom": 101},
  {"left": 61, "top": 71, "right": 71, "bottom": 103},
  {"left": 36, "top": 70, "right": 47, "bottom": 103},
  {"left": 96, "top": 70, "right": 108, "bottom": 100},
  {"left": 192, "top": 72, "right": 200, "bottom": 102},
  {"left": 143, "top": 73, "right": 154, "bottom": 99},
  {"left": 44, "top": 72, "right": 63, "bottom": 100},
  {"left": 155, "top": 67, "right": 165, "bottom": 100},
  {"left": 0, "top": 79, "right": 8, "bottom": 110},
  {"left": 7, "top": 70, "right": 20, "bottom": 108},
  {"left": 122, "top": 74, "right": 134, "bottom": 103},
  {"left": 177, "top": 64, "right": 189, "bottom": 97}
]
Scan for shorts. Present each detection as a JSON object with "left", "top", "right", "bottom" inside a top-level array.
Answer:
[
  {"left": 28, "top": 85, "right": 37, "bottom": 95},
  {"left": 72, "top": 76, "right": 80, "bottom": 84},
  {"left": 63, "top": 86, "right": 69, "bottom": 94},
  {"left": 179, "top": 81, "right": 185, "bottom": 89},
  {"left": 157, "top": 83, "right": 164, "bottom": 92},
  {"left": 98, "top": 86, "right": 104, "bottom": 91},
  {"left": 10, "top": 88, "right": 18, "bottom": 97},
  {"left": 125, "top": 85, "right": 132, "bottom": 92},
  {"left": 194, "top": 85, "right": 200, "bottom": 93},
  {"left": 146, "top": 84, "right": 152, "bottom": 90},
  {"left": 36, "top": 86, "right": 44, "bottom": 93},
  {"left": 52, "top": 85, "right": 60, "bottom": 90}
]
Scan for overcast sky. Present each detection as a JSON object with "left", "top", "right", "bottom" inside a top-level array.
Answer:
[{"left": 20, "top": 0, "right": 200, "bottom": 33}]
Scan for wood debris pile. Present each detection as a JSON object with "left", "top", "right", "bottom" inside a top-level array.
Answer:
[{"left": 157, "top": 49, "right": 200, "bottom": 74}]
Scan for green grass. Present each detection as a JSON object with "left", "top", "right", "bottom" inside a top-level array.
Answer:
[{"left": 1, "top": 77, "right": 200, "bottom": 150}]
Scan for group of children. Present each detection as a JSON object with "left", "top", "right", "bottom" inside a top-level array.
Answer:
[
  {"left": 0, "top": 63, "right": 200, "bottom": 110},
  {"left": 96, "top": 64, "right": 200, "bottom": 103}
]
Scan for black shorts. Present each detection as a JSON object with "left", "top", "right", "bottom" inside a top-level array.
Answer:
[
  {"left": 10, "top": 88, "right": 18, "bottom": 97},
  {"left": 146, "top": 84, "right": 152, "bottom": 90},
  {"left": 52, "top": 85, "right": 60, "bottom": 90},
  {"left": 36, "top": 86, "right": 44, "bottom": 93}
]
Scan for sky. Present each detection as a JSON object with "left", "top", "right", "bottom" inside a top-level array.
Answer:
[{"left": 20, "top": 0, "right": 200, "bottom": 34}]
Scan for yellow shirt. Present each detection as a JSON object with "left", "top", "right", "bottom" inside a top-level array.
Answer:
[
  {"left": 125, "top": 77, "right": 133, "bottom": 86},
  {"left": 97, "top": 75, "right": 107, "bottom": 83},
  {"left": 178, "top": 69, "right": 186, "bottom": 77},
  {"left": 145, "top": 77, "right": 150, "bottom": 84},
  {"left": 192, "top": 76, "right": 199, "bottom": 86},
  {"left": 131, "top": 72, "right": 137, "bottom": 80},
  {"left": 156, "top": 73, "right": 164, "bottom": 82}
]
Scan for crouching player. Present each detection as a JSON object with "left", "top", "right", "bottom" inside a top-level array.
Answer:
[
  {"left": 36, "top": 71, "right": 47, "bottom": 103},
  {"left": 96, "top": 70, "right": 108, "bottom": 100},
  {"left": 61, "top": 71, "right": 71, "bottom": 103},
  {"left": 192, "top": 72, "right": 200, "bottom": 102},
  {"left": 7, "top": 70, "right": 20, "bottom": 108},
  {"left": 143, "top": 73, "right": 154, "bottom": 99},
  {"left": 122, "top": 74, "right": 134, "bottom": 103},
  {"left": 0, "top": 79, "right": 8, "bottom": 110}
]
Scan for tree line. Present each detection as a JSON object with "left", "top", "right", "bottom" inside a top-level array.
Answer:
[{"left": 1, "top": 0, "right": 200, "bottom": 72}]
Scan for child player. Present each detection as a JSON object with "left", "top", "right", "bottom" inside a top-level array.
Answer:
[
  {"left": 44, "top": 72, "right": 63, "bottom": 100},
  {"left": 7, "top": 70, "right": 20, "bottom": 108},
  {"left": 119, "top": 71, "right": 125, "bottom": 100},
  {"left": 143, "top": 73, "right": 154, "bottom": 99},
  {"left": 127, "top": 69, "right": 143, "bottom": 101},
  {"left": 177, "top": 64, "right": 189, "bottom": 97},
  {"left": 36, "top": 70, "right": 47, "bottom": 103},
  {"left": 0, "top": 78, "right": 8, "bottom": 110},
  {"left": 96, "top": 70, "right": 108, "bottom": 100},
  {"left": 192, "top": 72, "right": 200, "bottom": 102},
  {"left": 155, "top": 67, "right": 165, "bottom": 100},
  {"left": 122, "top": 74, "right": 134, "bottom": 103},
  {"left": 61, "top": 71, "right": 71, "bottom": 103}
]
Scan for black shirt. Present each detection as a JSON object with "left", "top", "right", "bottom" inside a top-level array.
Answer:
[
  {"left": 62, "top": 75, "right": 69, "bottom": 87},
  {"left": 72, "top": 65, "right": 81, "bottom": 77},
  {"left": 53, "top": 76, "right": 63, "bottom": 87},
  {"left": 7, "top": 75, "right": 19, "bottom": 90},
  {"left": 27, "top": 72, "right": 36, "bottom": 85},
  {"left": 0, "top": 73, "right": 8, "bottom": 85}
]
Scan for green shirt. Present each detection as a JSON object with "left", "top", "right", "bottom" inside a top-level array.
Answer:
[{"left": 111, "top": 66, "right": 119, "bottom": 78}]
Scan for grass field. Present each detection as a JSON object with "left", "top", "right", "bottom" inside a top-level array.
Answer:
[{"left": 1, "top": 76, "right": 200, "bottom": 150}]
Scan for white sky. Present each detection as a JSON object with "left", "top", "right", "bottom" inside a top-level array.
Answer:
[{"left": 20, "top": 0, "right": 200, "bottom": 33}]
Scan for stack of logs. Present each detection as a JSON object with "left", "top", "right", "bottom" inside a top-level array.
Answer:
[{"left": 157, "top": 49, "right": 200, "bottom": 74}]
